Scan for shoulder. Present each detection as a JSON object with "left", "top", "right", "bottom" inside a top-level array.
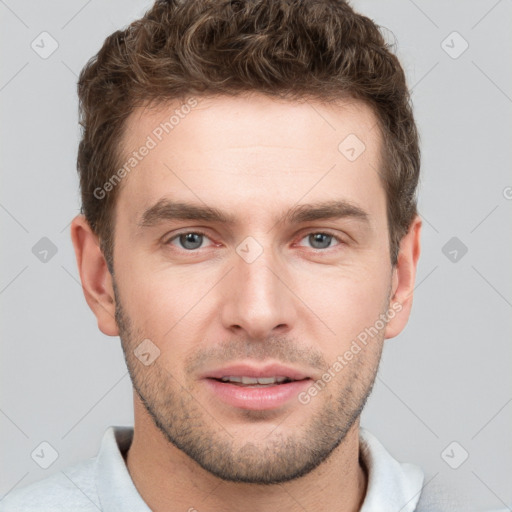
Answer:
[
  {"left": 0, "top": 458, "right": 99, "bottom": 512},
  {"left": 415, "top": 472, "right": 474, "bottom": 512}
]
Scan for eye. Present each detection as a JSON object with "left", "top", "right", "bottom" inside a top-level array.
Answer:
[
  {"left": 164, "top": 230, "right": 344, "bottom": 253},
  {"left": 166, "top": 231, "right": 213, "bottom": 251},
  {"left": 297, "top": 232, "right": 342, "bottom": 250}
]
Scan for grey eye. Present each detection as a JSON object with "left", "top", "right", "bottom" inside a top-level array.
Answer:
[
  {"left": 308, "top": 233, "right": 333, "bottom": 249},
  {"left": 178, "top": 233, "right": 204, "bottom": 250}
]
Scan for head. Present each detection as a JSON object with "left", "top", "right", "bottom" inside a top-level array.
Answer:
[{"left": 72, "top": 0, "right": 421, "bottom": 484}]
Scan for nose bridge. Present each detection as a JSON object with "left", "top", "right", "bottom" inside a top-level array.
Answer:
[{"left": 221, "top": 237, "right": 294, "bottom": 337}]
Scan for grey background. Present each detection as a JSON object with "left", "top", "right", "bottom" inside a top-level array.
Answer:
[{"left": 1, "top": 1, "right": 511, "bottom": 510}]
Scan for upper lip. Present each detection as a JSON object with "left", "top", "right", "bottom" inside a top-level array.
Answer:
[{"left": 200, "top": 363, "right": 311, "bottom": 381}]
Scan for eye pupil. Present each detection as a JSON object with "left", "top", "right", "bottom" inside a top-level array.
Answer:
[{"left": 180, "top": 233, "right": 203, "bottom": 250}]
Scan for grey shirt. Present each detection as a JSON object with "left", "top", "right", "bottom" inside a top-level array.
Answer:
[{"left": 0, "top": 426, "right": 465, "bottom": 511}]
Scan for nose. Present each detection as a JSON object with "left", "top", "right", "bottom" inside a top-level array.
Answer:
[{"left": 220, "top": 243, "right": 297, "bottom": 340}]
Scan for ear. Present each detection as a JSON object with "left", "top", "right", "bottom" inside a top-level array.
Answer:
[
  {"left": 70, "top": 214, "right": 119, "bottom": 336},
  {"left": 385, "top": 215, "right": 422, "bottom": 339}
]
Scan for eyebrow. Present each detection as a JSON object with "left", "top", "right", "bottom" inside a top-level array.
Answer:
[{"left": 137, "top": 198, "right": 369, "bottom": 230}]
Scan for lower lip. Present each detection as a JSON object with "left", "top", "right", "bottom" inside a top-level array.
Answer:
[{"left": 203, "top": 378, "right": 311, "bottom": 410}]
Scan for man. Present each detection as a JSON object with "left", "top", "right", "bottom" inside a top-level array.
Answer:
[{"left": 0, "top": 0, "right": 466, "bottom": 510}]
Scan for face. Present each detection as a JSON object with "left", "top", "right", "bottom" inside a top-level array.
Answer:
[{"left": 77, "top": 93, "right": 418, "bottom": 484}]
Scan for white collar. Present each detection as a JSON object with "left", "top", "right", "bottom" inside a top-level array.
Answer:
[
  {"left": 359, "top": 427, "right": 424, "bottom": 511},
  {"left": 95, "top": 426, "right": 149, "bottom": 511}
]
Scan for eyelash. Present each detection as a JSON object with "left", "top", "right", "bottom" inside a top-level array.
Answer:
[{"left": 164, "top": 230, "right": 345, "bottom": 252}]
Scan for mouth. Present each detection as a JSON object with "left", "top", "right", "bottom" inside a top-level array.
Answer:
[
  {"left": 200, "top": 363, "right": 312, "bottom": 410},
  {"left": 209, "top": 375, "right": 308, "bottom": 387}
]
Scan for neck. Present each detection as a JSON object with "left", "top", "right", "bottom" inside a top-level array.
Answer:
[{"left": 125, "top": 397, "right": 368, "bottom": 512}]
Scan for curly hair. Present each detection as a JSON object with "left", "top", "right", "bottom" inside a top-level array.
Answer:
[{"left": 77, "top": 0, "right": 420, "bottom": 270}]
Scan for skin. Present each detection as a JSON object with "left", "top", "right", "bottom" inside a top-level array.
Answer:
[{"left": 71, "top": 93, "right": 421, "bottom": 512}]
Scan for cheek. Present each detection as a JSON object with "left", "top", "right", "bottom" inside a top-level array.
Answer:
[
  {"left": 117, "top": 263, "right": 220, "bottom": 371},
  {"left": 115, "top": 265, "right": 179, "bottom": 341},
  {"left": 298, "top": 263, "right": 390, "bottom": 347}
]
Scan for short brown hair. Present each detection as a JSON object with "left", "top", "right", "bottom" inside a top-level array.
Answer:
[{"left": 77, "top": 0, "right": 420, "bottom": 271}]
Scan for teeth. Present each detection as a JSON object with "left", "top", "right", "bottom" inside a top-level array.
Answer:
[
  {"left": 255, "top": 377, "right": 278, "bottom": 385},
  {"left": 241, "top": 376, "right": 259, "bottom": 385},
  {"left": 220, "top": 376, "right": 289, "bottom": 385},
  {"left": 221, "top": 376, "right": 242, "bottom": 383}
]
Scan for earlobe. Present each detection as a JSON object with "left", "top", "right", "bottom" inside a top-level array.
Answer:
[
  {"left": 385, "top": 215, "right": 422, "bottom": 340},
  {"left": 70, "top": 215, "right": 119, "bottom": 336}
]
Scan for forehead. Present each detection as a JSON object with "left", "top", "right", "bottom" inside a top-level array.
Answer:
[{"left": 115, "top": 94, "right": 385, "bottom": 227}]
